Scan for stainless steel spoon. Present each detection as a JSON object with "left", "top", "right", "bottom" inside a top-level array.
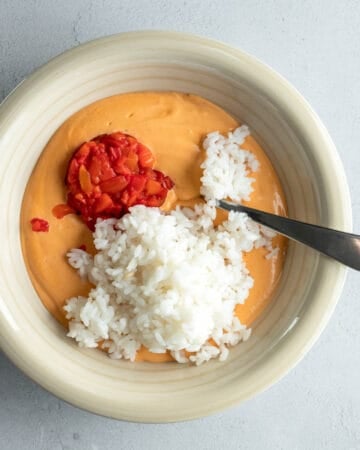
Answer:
[{"left": 217, "top": 199, "right": 360, "bottom": 271}]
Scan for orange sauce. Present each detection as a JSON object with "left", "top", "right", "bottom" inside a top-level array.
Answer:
[{"left": 21, "top": 92, "right": 287, "bottom": 362}]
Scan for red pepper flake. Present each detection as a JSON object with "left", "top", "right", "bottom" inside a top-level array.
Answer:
[
  {"left": 65, "top": 132, "right": 174, "bottom": 229},
  {"left": 30, "top": 218, "right": 49, "bottom": 232},
  {"left": 52, "top": 203, "right": 75, "bottom": 219},
  {"left": 78, "top": 244, "right": 87, "bottom": 251}
]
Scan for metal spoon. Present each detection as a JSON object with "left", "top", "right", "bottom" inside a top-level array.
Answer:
[{"left": 217, "top": 199, "right": 360, "bottom": 271}]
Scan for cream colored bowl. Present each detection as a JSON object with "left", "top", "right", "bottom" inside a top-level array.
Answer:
[{"left": 0, "top": 31, "right": 351, "bottom": 422}]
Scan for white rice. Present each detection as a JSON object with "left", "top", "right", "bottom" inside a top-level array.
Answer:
[
  {"left": 64, "top": 126, "right": 278, "bottom": 365},
  {"left": 200, "top": 125, "right": 259, "bottom": 203}
]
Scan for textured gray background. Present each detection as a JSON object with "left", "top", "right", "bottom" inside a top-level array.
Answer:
[{"left": 1, "top": 1, "right": 360, "bottom": 449}]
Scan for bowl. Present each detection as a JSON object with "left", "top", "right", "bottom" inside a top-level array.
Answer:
[{"left": 0, "top": 31, "right": 351, "bottom": 422}]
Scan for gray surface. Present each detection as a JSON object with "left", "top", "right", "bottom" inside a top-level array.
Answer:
[{"left": 1, "top": 0, "right": 359, "bottom": 449}]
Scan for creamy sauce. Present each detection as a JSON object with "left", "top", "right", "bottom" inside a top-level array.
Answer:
[{"left": 21, "top": 92, "right": 287, "bottom": 362}]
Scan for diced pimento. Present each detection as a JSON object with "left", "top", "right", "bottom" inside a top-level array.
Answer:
[
  {"left": 100, "top": 175, "right": 128, "bottom": 194},
  {"left": 94, "top": 193, "right": 114, "bottom": 214},
  {"left": 130, "top": 174, "right": 147, "bottom": 192},
  {"left": 137, "top": 144, "right": 155, "bottom": 168},
  {"left": 125, "top": 150, "right": 139, "bottom": 172},
  {"left": 78, "top": 165, "right": 93, "bottom": 194},
  {"left": 145, "top": 179, "right": 163, "bottom": 195},
  {"left": 52, "top": 203, "right": 74, "bottom": 219},
  {"left": 30, "top": 218, "right": 49, "bottom": 232},
  {"left": 65, "top": 132, "right": 174, "bottom": 229}
]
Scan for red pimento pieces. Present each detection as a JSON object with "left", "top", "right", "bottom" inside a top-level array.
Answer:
[
  {"left": 30, "top": 218, "right": 49, "bottom": 232},
  {"left": 65, "top": 132, "right": 174, "bottom": 229},
  {"left": 52, "top": 203, "right": 74, "bottom": 219}
]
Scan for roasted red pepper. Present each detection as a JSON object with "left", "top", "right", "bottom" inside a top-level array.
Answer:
[
  {"left": 52, "top": 204, "right": 74, "bottom": 219},
  {"left": 30, "top": 218, "right": 49, "bottom": 232},
  {"left": 65, "top": 132, "right": 174, "bottom": 229}
]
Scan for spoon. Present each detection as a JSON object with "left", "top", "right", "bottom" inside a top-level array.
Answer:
[{"left": 217, "top": 199, "right": 360, "bottom": 271}]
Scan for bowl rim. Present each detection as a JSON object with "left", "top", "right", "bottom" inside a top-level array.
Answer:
[{"left": 0, "top": 30, "right": 352, "bottom": 422}]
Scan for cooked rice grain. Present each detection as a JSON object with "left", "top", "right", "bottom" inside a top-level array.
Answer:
[{"left": 64, "top": 126, "right": 277, "bottom": 365}]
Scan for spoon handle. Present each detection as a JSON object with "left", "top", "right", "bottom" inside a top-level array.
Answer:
[{"left": 217, "top": 200, "right": 359, "bottom": 271}]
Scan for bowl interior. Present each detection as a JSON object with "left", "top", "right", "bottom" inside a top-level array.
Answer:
[{"left": 0, "top": 32, "right": 350, "bottom": 422}]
